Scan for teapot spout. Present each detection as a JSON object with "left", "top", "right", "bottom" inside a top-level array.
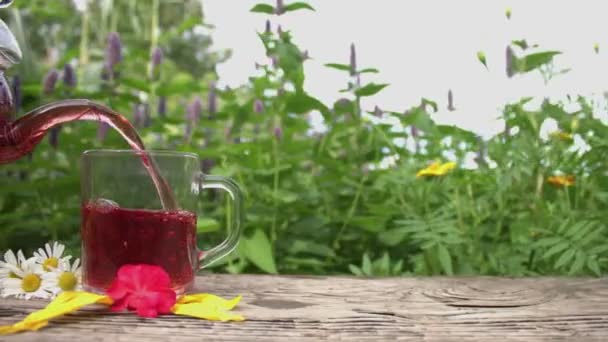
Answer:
[{"left": 0, "top": 99, "right": 146, "bottom": 164}]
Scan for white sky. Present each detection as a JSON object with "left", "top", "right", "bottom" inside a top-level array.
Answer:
[{"left": 204, "top": 0, "right": 608, "bottom": 138}]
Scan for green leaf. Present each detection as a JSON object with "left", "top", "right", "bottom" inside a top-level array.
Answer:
[
  {"left": 511, "top": 39, "right": 529, "bottom": 50},
  {"left": 196, "top": 218, "right": 220, "bottom": 233},
  {"left": 542, "top": 241, "right": 569, "bottom": 259},
  {"left": 358, "top": 68, "right": 379, "bottom": 74},
  {"left": 554, "top": 249, "right": 575, "bottom": 269},
  {"left": 518, "top": 51, "right": 561, "bottom": 73},
  {"left": 362, "top": 253, "right": 372, "bottom": 276},
  {"left": 401, "top": 107, "right": 437, "bottom": 133},
  {"left": 349, "top": 264, "right": 363, "bottom": 276},
  {"left": 392, "top": 260, "right": 403, "bottom": 274},
  {"left": 568, "top": 251, "right": 586, "bottom": 275},
  {"left": 324, "top": 63, "right": 351, "bottom": 72},
  {"left": 378, "top": 228, "right": 408, "bottom": 246},
  {"left": 437, "top": 244, "right": 453, "bottom": 275},
  {"left": 284, "top": 2, "right": 316, "bottom": 12},
  {"left": 477, "top": 51, "right": 488, "bottom": 69},
  {"left": 378, "top": 252, "right": 390, "bottom": 275},
  {"left": 589, "top": 245, "right": 608, "bottom": 255},
  {"left": 421, "top": 98, "right": 439, "bottom": 113},
  {"left": 355, "top": 83, "right": 389, "bottom": 97},
  {"left": 121, "top": 77, "right": 150, "bottom": 92},
  {"left": 243, "top": 229, "right": 277, "bottom": 274},
  {"left": 587, "top": 258, "right": 601, "bottom": 276},
  {"left": 273, "top": 189, "right": 298, "bottom": 204},
  {"left": 290, "top": 240, "right": 335, "bottom": 258},
  {"left": 250, "top": 4, "right": 275, "bottom": 14},
  {"left": 350, "top": 216, "right": 387, "bottom": 233},
  {"left": 285, "top": 92, "right": 329, "bottom": 114}
]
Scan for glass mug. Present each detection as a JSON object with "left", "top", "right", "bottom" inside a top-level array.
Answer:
[{"left": 80, "top": 150, "right": 243, "bottom": 294}]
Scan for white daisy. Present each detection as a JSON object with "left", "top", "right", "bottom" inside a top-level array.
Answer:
[
  {"left": 2, "top": 258, "right": 50, "bottom": 299},
  {"left": 0, "top": 249, "right": 28, "bottom": 280},
  {"left": 42, "top": 258, "right": 82, "bottom": 296},
  {"left": 33, "top": 241, "right": 71, "bottom": 271}
]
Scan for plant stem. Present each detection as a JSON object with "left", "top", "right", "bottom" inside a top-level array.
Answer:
[
  {"left": 333, "top": 176, "right": 366, "bottom": 249},
  {"left": 79, "top": 7, "right": 90, "bottom": 68},
  {"left": 271, "top": 135, "right": 280, "bottom": 244}
]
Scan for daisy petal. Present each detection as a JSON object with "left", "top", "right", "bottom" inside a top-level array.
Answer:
[
  {"left": 45, "top": 244, "right": 52, "bottom": 259},
  {"left": 4, "top": 250, "right": 16, "bottom": 265},
  {"left": 17, "top": 250, "right": 26, "bottom": 264}
]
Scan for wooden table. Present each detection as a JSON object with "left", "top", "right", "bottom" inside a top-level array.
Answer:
[{"left": 1, "top": 275, "right": 607, "bottom": 341}]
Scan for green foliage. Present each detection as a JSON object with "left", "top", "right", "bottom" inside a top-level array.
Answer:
[{"left": 0, "top": 0, "right": 607, "bottom": 278}]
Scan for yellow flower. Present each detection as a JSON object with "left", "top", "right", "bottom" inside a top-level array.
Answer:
[
  {"left": 547, "top": 175, "right": 575, "bottom": 187},
  {"left": 416, "top": 161, "right": 457, "bottom": 178},
  {"left": 549, "top": 131, "right": 573, "bottom": 142}
]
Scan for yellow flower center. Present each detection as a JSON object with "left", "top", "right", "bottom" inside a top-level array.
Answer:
[
  {"left": 43, "top": 257, "right": 59, "bottom": 271},
  {"left": 8, "top": 271, "right": 19, "bottom": 278},
  {"left": 58, "top": 272, "right": 78, "bottom": 291},
  {"left": 21, "top": 274, "right": 41, "bottom": 292}
]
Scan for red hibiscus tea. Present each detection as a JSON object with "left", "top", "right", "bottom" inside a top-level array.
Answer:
[
  {"left": 81, "top": 201, "right": 198, "bottom": 291},
  {"left": 80, "top": 150, "right": 243, "bottom": 295}
]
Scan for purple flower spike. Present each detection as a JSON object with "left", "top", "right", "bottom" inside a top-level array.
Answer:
[
  {"left": 157, "top": 96, "right": 167, "bottom": 118},
  {"left": 150, "top": 47, "right": 163, "bottom": 78},
  {"left": 49, "top": 126, "right": 61, "bottom": 148},
  {"left": 271, "top": 56, "right": 279, "bottom": 69},
  {"left": 0, "top": 75, "right": 14, "bottom": 120},
  {"left": 224, "top": 124, "right": 232, "bottom": 141},
  {"left": 201, "top": 159, "right": 216, "bottom": 174},
  {"left": 62, "top": 63, "right": 77, "bottom": 88},
  {"left": 42, "top": 69, "right": 59, "bottom": 95},
  {"left": 207, "top": 82, "right": 217, "bottom": 116},
  {"left": 105, "top": 32, "right": 123, "bottom": 71},
  {"left": 97, "top": 122, "right": 110, "bottom": 141},
  {"left": 254, "top": 99, "right": 264, "bottom": 113},
  {"left": 133, "top": 104, "right": 144, "bottom": 128},
  {"left": 187, "top": 96, "right": 202, "bottom": 122},
  {"left": 274, "top": 125, "right": 283, "bottom": 140},
  {"left": 265, "top": 20, "right": 272, "bottom": 35},
  {"left": 275, "top": 0, "right": 285, "bottom": 15},
  {"left": 506, "top": 46, "right": 515, "bottom": 78},
  {"left": 447, "top": 89, "right": 455, "bottom": 111},
  {"left": 349, "top": 43, "right": 357, "bottom": 76},
  {"left": 151, "top": 47, "right": 163, "bottom": 68},
  {"left": 301, "top": 50, "right": 310, "bottom": 61},
  {"left": 143, "top": 103, "right": 151, "bottom": 127},
  {"left": 11, "top": 75, "right": 20, "bottom": 114},
  {"left": 277, "top": 25, "right": 284, "bottom": 37},
  {"left": 373, "top": 105, "right": 382, "bottom": 118}
]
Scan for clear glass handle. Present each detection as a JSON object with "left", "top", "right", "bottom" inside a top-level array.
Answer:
[{"left": 197, "top": 172, "right": 244, "bottom": 269}]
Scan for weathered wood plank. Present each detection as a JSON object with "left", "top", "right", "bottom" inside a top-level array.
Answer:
[{"left": 1, "top": 275, "right": 607, "bottom": 341}]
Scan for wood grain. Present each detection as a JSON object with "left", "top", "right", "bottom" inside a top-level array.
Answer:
[{"left": 1, "top": 275, "right": 607, "bottom": 341}]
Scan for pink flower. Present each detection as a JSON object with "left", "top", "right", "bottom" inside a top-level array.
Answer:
[{"left": 106, "top": 264, "right": 177, "bottom": 318}]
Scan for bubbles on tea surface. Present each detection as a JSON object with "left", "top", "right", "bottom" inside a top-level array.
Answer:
[{"left": 91, "top": 198, "right": 119, "bottom": 213}]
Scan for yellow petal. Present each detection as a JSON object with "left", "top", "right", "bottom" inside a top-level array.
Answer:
[
  {"left": 172, "top": 293, "right": 244, "bottom": 322},
  {"left": 438, "top": 162, "right": 456, "bottom": 174},
  {"left": 177, "top": 293, "right": 241, "bottom": 310},
  {"left": 0, "top": 291, "right": 111, "bottom": 335},
  {"left": 172, "top": 303, "right": 244, "bottom": 322}
]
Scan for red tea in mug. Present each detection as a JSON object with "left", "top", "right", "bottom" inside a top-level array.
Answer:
[{"left": 81, "top": 200, "right": 198, "bottom": 290}]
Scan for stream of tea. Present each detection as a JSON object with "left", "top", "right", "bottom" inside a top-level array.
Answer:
[{"left": 0, "top": 99, "right": 178, "bottom": 210}]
